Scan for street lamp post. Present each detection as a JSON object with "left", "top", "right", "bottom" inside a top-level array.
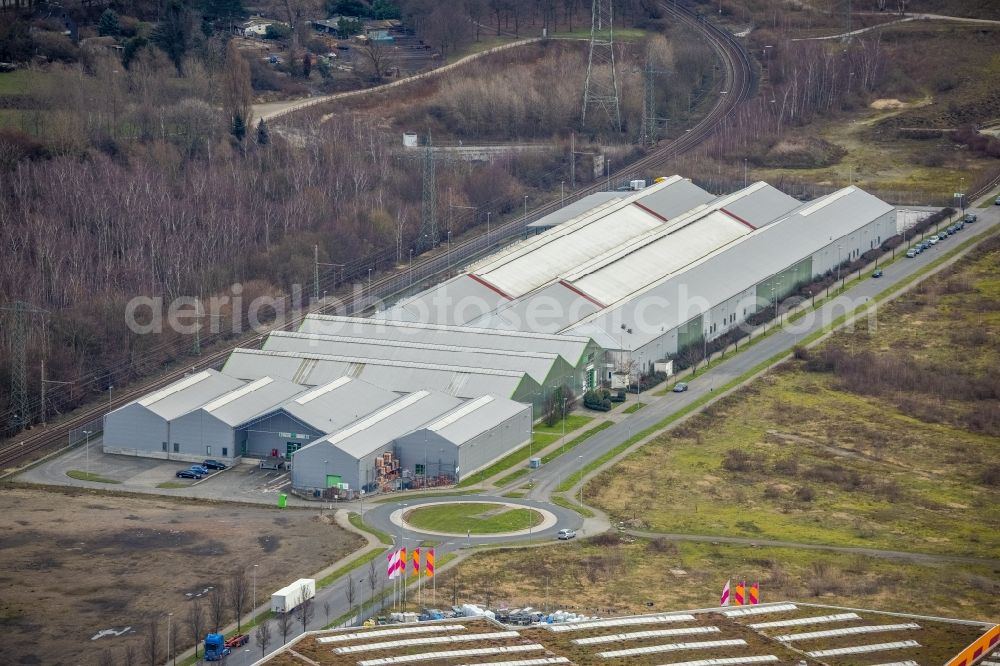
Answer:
[
  {"left": 253, "top": 564, "right": 258, "bottom": 614},
  {"left": 83, "top": 430, "right": 92, "bottom": 478},
  {"left": 167, "top": 612, "right": 173, "bottom": 666},
  {"left": 408, "top": 249, "right": 413, "bottom": 287},
  {"left": 368, "top": 268, "right": 373, "bottom": 293},
  {"left": 486, "top": 212, "right": 491, "bottom": 247},
  {"left": 108, "top": 385, "right": 113, "bottom": 410}
]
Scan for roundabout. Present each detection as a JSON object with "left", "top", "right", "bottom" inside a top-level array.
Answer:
[
  {"left": 391, "top": 500, "right": 558, "bottom": 538},
  {"left": 366, "top": 494, "right": 578, "bottom": 545}
]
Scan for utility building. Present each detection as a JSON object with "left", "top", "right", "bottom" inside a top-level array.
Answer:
[
  {"left": 233, "top": 377, "right": 399, "bottom": 460},
  {"left": 103, "top": 370, "right": 244, "bottom": 459},
  {"left": 289, "top": 391, "right": 462, "bottom": 493},
  {"left": 393, "top": 395, "right": 532, "bottom": 487}
]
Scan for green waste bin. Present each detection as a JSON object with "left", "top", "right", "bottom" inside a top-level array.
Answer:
[{"left": 277, "top": 493, "right": 287, "bottom": 508}]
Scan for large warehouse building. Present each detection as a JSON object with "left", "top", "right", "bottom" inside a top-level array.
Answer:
[{"left": 104, "top": 176, "right": 898, "bottom": 493}]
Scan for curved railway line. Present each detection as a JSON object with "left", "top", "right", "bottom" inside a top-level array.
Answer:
[{"left": 0, "top": 2, "right": 755, "bottom": 472}]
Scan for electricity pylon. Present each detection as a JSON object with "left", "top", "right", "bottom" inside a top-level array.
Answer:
[{"left": 582, "top": 0, "right": 621, "bottom": 132}]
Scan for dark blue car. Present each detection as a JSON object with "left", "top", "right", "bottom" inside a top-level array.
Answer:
[
  {"left": 202, "top": 459, "right": 227, "bottom": 470},
  {"left": 176, "top": 469, "right": 201, "bottom": 479}
]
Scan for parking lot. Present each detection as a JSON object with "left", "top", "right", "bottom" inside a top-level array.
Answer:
[{"left": 15, "top": 437, "right": 317, "bottom": 505}]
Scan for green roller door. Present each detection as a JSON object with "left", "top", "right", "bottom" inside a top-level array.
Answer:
[{"left": 326, "top": 474, "right": 341, "bottom": 489}]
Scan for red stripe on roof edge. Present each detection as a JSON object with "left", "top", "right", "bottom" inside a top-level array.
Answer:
[
  {"left": 722, "top": 207, "right": 756, "bottom": 230},
  {"left": 559, "top": 280, "right": 605, "bottom": 309},
  {"left": 466, "top": 273, "right": 513, "bottom": 300},
  {"left": 633, "top": 201, "right": 670, "bottom": 222}
]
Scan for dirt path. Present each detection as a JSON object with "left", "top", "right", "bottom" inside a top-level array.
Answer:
[
  {"left": 254, "top": 38, "right": 542, "bottom": 123},
  {"left": 793, "top": 12, "right": 1000, "bottom": 41}
]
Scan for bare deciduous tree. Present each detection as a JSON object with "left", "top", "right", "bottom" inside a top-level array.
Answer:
[
  {"left": 276, "top": 609, "right": 293, "bottom": 645},
  {"left": 169, "top": 616, "right": 180, "bottom": 665},
  {"left": 146, "top": 619, "right": 160, "bottom": 666},
  {"left": 222, "top": 40, "right": 253, "bottom": 138},
  {"left": 186, "top": 601, "right": 204, "bottom": 660},
  {"left": 255, "top": 617, "right": 272, "bottom": 657},
  {"left": 122, "top": 641, "right": 138, "bottom": 666},
  {"left": 354, "top": 37, "right": 397, "bottom": 82},
  {"left": 295, "top": 585, "right": 314, "bottom": 633},
  {"left": 228, "top": 568, "right": 251, "bottom": 633},
  {"left": 208, "top": 585, "right": 227, "bottom": 633},
  {"left": 98, "top": 648, "right": 114, "bottom": 666},
  {"left": 367, "top": 558, "right": 378, "bottom": 615},
  {"left": 323, "top": 599, "right": 331, "bottom": 624},
  {"left": 346, "top": 575, "right": 357, "bottom": 625}
]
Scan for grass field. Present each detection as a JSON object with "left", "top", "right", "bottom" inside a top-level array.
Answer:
[
  {"left": 404, "top": 502, "right": 543, "bottom": 534},
  {"left": 0, "top": 70, "right": 39, "bottom": 96},
  {"left": 586, "top": 235, "right": 1000, "bottom": 559},
  {"left": 66, "top": 470, "right": 121, "bottom": 484}
]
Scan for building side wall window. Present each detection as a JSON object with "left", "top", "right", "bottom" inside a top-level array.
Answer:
[{"left": 173, "top": 442, "right": 179, "bottom": 452}]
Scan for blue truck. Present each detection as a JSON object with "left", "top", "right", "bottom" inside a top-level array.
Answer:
[
  {"left": 204, "top": 632, "right": 249, "bottom": 661},
  {"left": 204, "top": 633, "right": 230, "bottom": 661}
]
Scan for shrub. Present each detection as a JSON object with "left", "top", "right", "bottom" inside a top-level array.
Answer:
[
  {"left": 721, "top": 448, "right": 752, "bottom": 473},
  {"left": 980, "top": 465, "right": 1000, "bottom": 487},
  {"left": 794, "top": 486, "right": 815, "bottom": 502}
]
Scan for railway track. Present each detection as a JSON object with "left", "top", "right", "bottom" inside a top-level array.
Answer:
[{"left": 0, "top": 2, "right": 755, "bottom": 472}]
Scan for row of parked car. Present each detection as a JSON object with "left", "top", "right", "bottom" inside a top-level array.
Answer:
[
  {"left": 175, "top": 459, "right": 227, "bottom": 479},
  {"left": 905, "top": 214, "right": 974, "bottom": 258}
]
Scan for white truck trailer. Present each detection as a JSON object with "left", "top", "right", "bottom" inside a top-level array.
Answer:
[{"left": 271, "top": 578, "right": 316, "bottom": 613}]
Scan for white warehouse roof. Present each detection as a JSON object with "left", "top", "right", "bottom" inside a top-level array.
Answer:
[
  {"left": 278, "top": 377, "right": 399, "bottom": 434},
  {"left": 373, "top": 274, "right": 512, "bottom": 326},
  {"left": 565, "top": 186, "right": 894, "bottom": 349},
  {"left": 263, "top": 331, "right": 562, "bottom": 384},
  {"left": 222, "top": 348, "right": 537, "bottom": 400},
  {"left": 471, "top": 199, "right": 665, "bottom": 298},
  {"left": 420, "top": 395, "right": 529, "bottom": 445},
  {"left": 124, "top": 369, "right": 245, "bottom": 420},
  {"left": 308, "top": 390, "right": 463, "bottom": 460},
  {"left": 298, "top": 315, "right": 594, "bottom": 366},
  {"left": 195, "top": 375, "right": 305, "bottom": 427}
]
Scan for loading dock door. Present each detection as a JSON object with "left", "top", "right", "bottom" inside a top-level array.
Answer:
[
  {"left": 286, "top": 442, "right": 301, "bottom": 459},
  {"left": 326, "top": 474, "right": 341, "bottom": 489}
]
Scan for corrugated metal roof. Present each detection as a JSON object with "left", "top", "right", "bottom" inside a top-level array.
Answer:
[
  {"left": 462, "top": 183, "right": 801, "bottom": 333},
  {"left": 721, "top": 182, "right": 801, "bottom": 228},
  {"left": 223, "top": 348, "right": 535, "bottom": 399},
  {"left": 465, "top": 281, "right": 601, "bottom": 334},
  {"left": 526, "top": 192, "right": 623, "bottom": 229},
  {"left": 281, "top": 377, "right": 399, "bottom": 433},
  {"left": 129, "top": 369, "right": 246, "bottom": 420},
  {"left": 568, "top": 209, "right": 749, "bottom": 305},
  {"left": 202, "top": 377, "right": 274, "bottom": 413},
  {"left": 633, "top": 178, "right": 716, "bottom": 220},
  {"left": 565, "top": 186, "right": 893, "bottom": 349},
  {"left": 374, "top": 274, "right": 511, "bottom": 326},
  {"left": 263, "top": 331, "right": 561, "bottom": 384},
  {"left": 293, "top": 376, "right": 352, "bottom": 404},
  {"left": 198, "top": 375, "right": 305, "bottom": 426},
  {"left": 473, "top": 202, "right": 665, "bottom": 298},
  {"left": 299, "top": 315, "right": 592, "bottom": 366},
  {"left": 426, "top": 395, "right": 494, "bottom": 431},
  {"left": 422, "top": 394, "right": 529, "bottom": 445},
  {"left": 316, "top": 391, "right": 463, "bottom": 459}
]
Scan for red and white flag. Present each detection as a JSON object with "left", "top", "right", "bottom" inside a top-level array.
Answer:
[
  {"left": 387, "top": 550, "right": 401, "bottom": 579},
  {"left": 720, "top": 579, "right": 731, "bottom": 606}
]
